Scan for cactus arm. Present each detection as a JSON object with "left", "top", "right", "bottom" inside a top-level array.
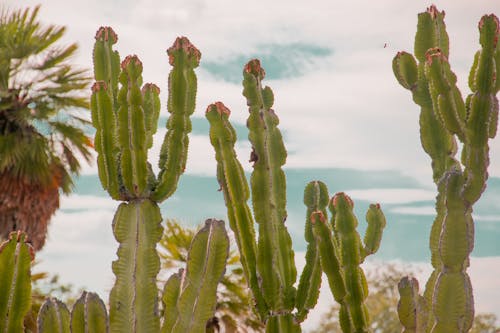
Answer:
[
  {"left": 425, "top": 50, "right": 466, "bottom": 140},
  {"left": 71, "top": 291, "right": 109, "bottom": 333},
  {"left": 311, "top": 210, "right": 352, "bottom": 332},
  {"left": 117, "top": 56, "right": 149, "bottom": 198},
  {"left": 398, "top": 277, "right": 428, "bottom": 333},
  {"left": 295, "top": 181, "right": 329, "bottom": 323},
  {"left": 161, "top": 270, "right": 182, "bottom": 333},
  {"left": 93, "top": 27, "right": 120, "bottom": 102},
  {"left": 243, "top": 59, "right": 297, "bottom": 311},
  {"left": 171, "top": 219, "right": 229, "bottom": 333},
  {"left": 37, "top": 298, "right": 71, "bottom": 333},
  {"left": 462, "top": 15, "right": 499, "bottom": 203},
  {"left": 0, "top": 232, "right": 32, "bottom": 333},
  {"left": 90, "top": 81, "right": 121, "bottom": 199},
  {"left": 153, "top": 37, "right": 200, "bottom": 202},
  {"left": 109, "top": 199, "right": 163, "bottom": 333},
  {"left": 363, "top": 203, "right": 386, "bottom": 258},
  {"left": 206, "top": 102, "right": 267, "bottom": 319},
  {"left": 330, "top": 193, "right": 370, "bottom": 332},
  {"left": 142, "top": 83, "right": 161, "bottom": 149},
  {"left": 414, "top": 6, "right": 449, "bottom": 62}
]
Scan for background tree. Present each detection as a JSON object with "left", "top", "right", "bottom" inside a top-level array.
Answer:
[
  {"left": 311, "top": 263, "right": 500, "bottom": 333},
  {"left": 0, "top": 5, "right": 92, "bottom": 250},
  {"left": 159, "top": 219, "right": 264, "bottom": 332}
]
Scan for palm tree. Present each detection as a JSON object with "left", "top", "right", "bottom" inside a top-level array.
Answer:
[{"left": 0, "top": 6, "right": 92, "bottom": 251}]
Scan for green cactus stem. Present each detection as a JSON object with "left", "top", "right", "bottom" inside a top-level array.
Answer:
[
  {"left": 0, "top": 232, "right": 33, "bottom": 333},
  {"left": 462, "top": 14, "right": 500, "bottom": 204},
  {"left": 117, "top": 55, "right": 150, "bottom": 198},
  {"left": 398, "top": 277, "right": 428, "bottom": 333},
  {"left": 109, "top": 199, "right": 163, "bottom": 333},
  {"left": 330, "top": 193, "right": 370, "bottom": 333},
  {"left": 37, "top": 298, "right": 71, "bottom": 333},
  {"left": 153, "top": 37, "right": 200, "bottom": 202},
  {"left": 295, "top": 181, "right": 328, "bottom": 323},
  {"left": 90, "top": 80, "right": 121, "bottom": 199},
  {"left": 71, "top": 291, "right": 109, "bottom": 333},
  {"left": 393, "top": 6, "right": 499, "bottom": 332},
  {"left": 206, "top": 102, "right": 267, "bottom": 319},
  {"left": 167, "top": 219, "right": 229, "bottom": 333},
  {"left": 311, "top": 210, "right": 350, "bottom": 332},
  {"left": 243, "top": 59, "right": 297, "bottom": 312},
  {"left": 161, "top": 270, "right": 182, "bottom": 333}
]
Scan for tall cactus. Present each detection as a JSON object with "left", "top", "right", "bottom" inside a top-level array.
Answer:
[
  {"left": 393, "top": 6, "right": 499, "bottom": 332},
  {"left": 91, "top": 27, "right": 229, "bottom": 333},
  {"left": 207, "top": 61, "right": 386, "bottom": 332}
]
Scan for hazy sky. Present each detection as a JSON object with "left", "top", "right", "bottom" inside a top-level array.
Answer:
[
  {"left": 4, "top": 0, "right": 500, "bottom": 327},
  {"left": 5, "top": 0, "right": 500, "bottom": 186}
]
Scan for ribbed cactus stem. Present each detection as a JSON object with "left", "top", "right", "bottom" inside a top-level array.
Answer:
[
  {"left": 394, "top": 7, "right": 499, "bottom": 332},
  {"left": 109, "top": 199, "right": 163, "bottom": 333},
  {"left": 117, "top": 55, "right": 149, "bottom": 198},
  {"left": 37, "top": 298, "right": 71, "bottom": 333},
  {"left": 153, "top": 37, "right": 200, "bottom": 202},
  {"left": 311, "top": 210, "right": 351, "bottom": 332},
  {"left": 295, "top": 181, "right": 328, "bottom": 323},
  {"left": 243, "top": 59, "right": 296, "bottom": 312},
  {"left": 206, "top": 102, "right": 267, "bottom": 319},
  {"left": 71, "top": 291, "right": 109, "bottom": 333},
  {"left": 398, "top": 277, "right": 428, "bottom": 333},
  {"left": 90, "top": 81, "right": 121, "bottom": 199},
  {"left": 169, "top": 219, "right": 229, "bottom": 333},
  {"left": 462, "top": 14, "right": 499, "bottom": 204},
  {"left": 330, "top": 193, "right": 370, "bottom": 333},
  {"left": 0, "top": 232, "right": 33, "bottom": 333}
]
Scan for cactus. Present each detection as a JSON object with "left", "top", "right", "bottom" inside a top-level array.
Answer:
[
  {"left": 393, "top": 6, "right": 499, "bottom": 332},
  {"left": 207, "top": 61, "right": 386, "bottom": 332},
  {"left": 91, "top": 27, "right": 229, "bottom": 333},
  {"left": 311, "top": 192, "right": 386, "bottom": 333}
]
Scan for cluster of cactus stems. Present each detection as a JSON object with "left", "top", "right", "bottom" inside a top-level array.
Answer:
[
  {"left": 2, "top": 6, "right": 496, "bottom": 333},
  {"left": 0, "top": 28, "right": 231, "bottom": 333},
  {"left": 206, "top": 61, "right": 386, "bottom": 332},
  {"left": 393, "top": 6, "right": 499, "bottom": 333}
]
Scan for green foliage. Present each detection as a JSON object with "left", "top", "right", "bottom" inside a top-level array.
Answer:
[
  {"left": 0, "top": 4, "right": 93, "bottom": 250},
  {"left": 393, "top": 6, "right": 499, "bottom": 333}
]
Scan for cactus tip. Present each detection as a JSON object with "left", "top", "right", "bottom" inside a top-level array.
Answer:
[
  {"left": 95, "top": 26, "right": 118, "bottom": 43},
  {"left": 206, "top": 102, "right": 231, "bottom": 116},
  {"left": 426, "top": 5, "right": 444, "bottom": 19},
  {"left": 425, "top": 47, "right": 443, "bottom": 64},
  {"left": 310, "top": 211, "right": 326, "bottom": 224},
  {"left": 91, "top": 80, "right": 107, "bottom": 92},
  {"left": 244, "top": 59, "right": 266, "bottom": 80},
  {"left": 142, "top": 83, "right": 160, "bottom": 94},
  {"left": 332, "top": 192, "right": 354, "bottom": 208},
  {"left": 167, "top": 36, "right": 201, "bottom": 67},
  {"left": 121, "top": 55, "right": 143, "bottom": 70}
]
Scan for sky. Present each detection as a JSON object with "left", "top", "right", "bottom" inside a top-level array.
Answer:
[
  {"left": 5, "top": 0, "right": 500, "bottom": 183},
  {"left": 4, "top": 0, "right": 500, "bottom": 330}
]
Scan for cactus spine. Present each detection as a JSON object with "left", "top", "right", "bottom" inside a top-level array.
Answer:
[
  {"left": 207, "top": 61, "right": 386, "bottom": 332},
  {"left": 393, "top": 6, "right": 499, "bottom": 332}
]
